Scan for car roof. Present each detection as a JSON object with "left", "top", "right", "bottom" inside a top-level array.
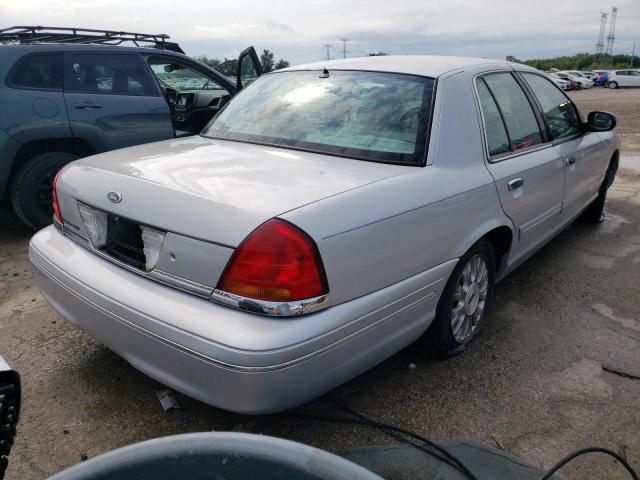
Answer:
[
  {"left": 280, "top": 55, "right": 519, "bottom": 78},
  {"left": 1, "top": 43, "right": 186, "bottom": 57}
]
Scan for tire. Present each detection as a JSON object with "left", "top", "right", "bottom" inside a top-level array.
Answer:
[
  {"left": 9, "top": 152, "right": 79, "bottom": 230},
  {"left": 580, "top": 155, "right": 619, "bottom": 224},
  {"left": 608, "top": 81, "right": 618, "bottom": 89},
  {"left": 422, "top": 239, "right": 496, "bottom": 359}
]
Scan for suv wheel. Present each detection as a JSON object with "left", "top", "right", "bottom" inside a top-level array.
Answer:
[{"left": 9, "top": 152, "right": 79, "bottom": 230}]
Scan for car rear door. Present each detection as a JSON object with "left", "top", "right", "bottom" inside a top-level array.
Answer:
[
  {"left": 476, "top": 72, "right": 565, "bottom": 263},
  {"left": 63, "top": 52, "right": 174, "bottom": 152},
  {"left": 519, "top": 71, "right": 609, "bottom": 221}
]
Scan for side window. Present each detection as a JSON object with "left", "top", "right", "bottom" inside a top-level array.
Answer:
[
  {"left": 68, "top": 54, "right": 155, "bottom": 96},
  {"left": 476, "top": 80, "right": 510, "bottom": 156},
  {"left": 148, "top": 59, "right": 229, "bottom": 93},
  {"left": 10, "top": 54, "right": 63, "bottom": 90},
  {"left": 521, "top": 73, "right": 581, "bottom": 141},
  {"left": 483, "top": 73, "right": 542, "bottom": 151}
]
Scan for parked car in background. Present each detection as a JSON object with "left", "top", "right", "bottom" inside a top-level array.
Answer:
[
  {"left": 607, "top": 69, "right": 640, "bottom": 89},
  {"left": 550, "top": 72, "right": 580, "bottom": 90},
  {"left": 578, "top": 71, "right": 598, "bottom": 82},
  {"left": 547, "top": 73, "right": 571, "bottom": 90},
  {"left": 0, "top": 26, "right": 263, "bottom": 229},
  {"left": 31, "top": 55, "right": 620, "bottom": 414},
  {"left": 557, "top": 71, "right": 592, "bottom": 88}
]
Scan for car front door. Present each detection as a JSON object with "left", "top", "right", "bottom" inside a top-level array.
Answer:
[
  {"left": 63, "top": 52, "right": 174, "bottom": 151},
  {"left": 628, "top": 70, "right": 640, "bottom": 87},
  {"left": 519, "top": 72, "right": 609, "bottom": 220},
  {"left": 476, "top": 72, "right": 565, "bottom": 264},
  {"left": 236, "top": 47, "right": 263, "bottom": 91}
]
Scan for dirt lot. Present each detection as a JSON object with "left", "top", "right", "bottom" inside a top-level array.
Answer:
[{"left": 1, "top": 88, "right": 640, "bottom": 480}]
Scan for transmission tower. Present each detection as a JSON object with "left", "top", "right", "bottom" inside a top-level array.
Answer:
[
  {"left": 595, "top": 11, "right": 607, "bottom": 54},
  {"left": 321, "top": 43, "right": 333, "bottom": 60},
  {"left": 605, "top": 6, "right": 618, "bottom": 55},
  {"left": 339, "top": 38, "right": 350, "bottom": 59}
]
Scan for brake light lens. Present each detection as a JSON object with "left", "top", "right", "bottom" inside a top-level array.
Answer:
[
  {"left": 217, "top": 219, "right": 328, "bottom": 302},
  {"left": 52, "top": 169, "right": 63, "bottom": 225}
]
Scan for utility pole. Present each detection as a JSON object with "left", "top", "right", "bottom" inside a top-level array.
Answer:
[
  {"left": 605, "top": 6, "right": 618, "bottom": 56},
  {"left": 339, "top": 38, "right": 349, "bottom": 59},
  {"left": 632, "top": 42, "right": 636, "bottom": 67},
  {"left": 595, "top": 12, "right": 607, "bottom": 54},
  {"left": 321, "top": 43, "right": 333, "bottom": 60}
]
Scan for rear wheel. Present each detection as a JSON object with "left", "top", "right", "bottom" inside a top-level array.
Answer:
[
  {"left": 422, "top": 239, "right": 495, "bottom": 359},
  {"left": 580, "top": 155, "right": 619, "bottom": 224},
  {"left": 608, "top": 81, "right": 618, "bottom": 89},
  {"left": 9, "top": 152, "right": 78, "bottom": 229}
]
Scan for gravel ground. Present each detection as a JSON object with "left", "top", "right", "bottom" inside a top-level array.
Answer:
[{"left": 1, "top": 88, "right": 639, "bottom": 480}]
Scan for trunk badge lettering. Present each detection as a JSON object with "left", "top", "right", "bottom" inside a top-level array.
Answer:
[{"left": 107, "top": 191, "right": 122, "bottom": 203}]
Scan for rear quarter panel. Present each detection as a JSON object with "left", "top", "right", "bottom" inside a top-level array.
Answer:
[{"left": 282, "top": 69, "right": 514, "bottom": 306}]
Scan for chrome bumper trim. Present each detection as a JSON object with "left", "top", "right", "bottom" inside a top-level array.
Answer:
[{"left": 211, "top": 289, "right": 330, "bottom": 317}]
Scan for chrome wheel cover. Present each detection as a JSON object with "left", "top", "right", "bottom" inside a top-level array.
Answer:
[{"left": 450, "top": 254, "right": 489, "bottom": 344}]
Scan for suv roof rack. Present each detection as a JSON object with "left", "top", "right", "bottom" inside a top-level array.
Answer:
[{"left": 0, "top": 26, "right": 185, "bottom": 53}]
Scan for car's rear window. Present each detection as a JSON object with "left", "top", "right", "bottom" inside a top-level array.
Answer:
[{"left": 202, "top": 70, "right": 435, "bottom": 165}]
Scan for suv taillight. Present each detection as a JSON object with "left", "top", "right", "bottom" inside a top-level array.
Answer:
[
  {"left": 217, "top": 219, "right": 328, "bottom": 302},
  {"left": 52, "top": 169, "right": 63, "bottom": 225}
]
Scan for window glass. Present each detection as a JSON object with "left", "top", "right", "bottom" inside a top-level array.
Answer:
[
  {"left": 476, "top": 80, "right": 510, "bottom": 156},
  {"left": 10, "top": 54, "right": 63, "bottom": 90},
  {"left": 483, "top": 73, "right": 542, "bottom": 150},
  {"left": 69, "top": 54, "right": 155, "bottom": 95},
  {"left": 521, "top": 73, "right": 580, "bottom": 140},
  {"left": 148, "top": 60, "right": 228, "bottom": 93},
  {"left": 202, "top": 70, "right": 435, "bottom": 165}
]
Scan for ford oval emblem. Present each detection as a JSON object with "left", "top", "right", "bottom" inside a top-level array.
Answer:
[{"left": 107, "top": 191, "right": 122, "bottom": 203}]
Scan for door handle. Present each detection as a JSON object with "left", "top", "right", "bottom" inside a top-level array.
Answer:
[
  {"left": 507, "top": 178, "right": 524, "bottom": 191},
  {"left": 565, "top": 157, "right": 576, "bottom": 166},
  {"left": 74, "top": 102, "right": 103, "bottom": 110}
]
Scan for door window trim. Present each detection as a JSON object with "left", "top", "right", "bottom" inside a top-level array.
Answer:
[
  {"left": 5, "top": 52, "right": 64, "bottom": 92},
  {"left": 63, "top": 51, "right": 160, "bottom": 97},
  {"left": 473, "top": 70, "right": 549, "bottom": 163}
]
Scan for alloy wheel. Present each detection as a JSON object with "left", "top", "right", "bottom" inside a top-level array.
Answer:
[{"left": 450, "top": 254, "right": 489, "bottom": 344}]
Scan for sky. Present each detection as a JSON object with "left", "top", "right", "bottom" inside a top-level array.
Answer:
[{"left": 1, "top": 0, "right": 638, "bottom": 65}]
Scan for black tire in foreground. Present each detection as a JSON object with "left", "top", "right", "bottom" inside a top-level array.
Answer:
[
  {"left": 423, "top": 239, "right": 496, "bottom": 359},
  {"left": 9, "top": 152, "right": 79, "bottom": 230},
  {"left": 580, "top": 154, "right": 619, "bottom": 224}
]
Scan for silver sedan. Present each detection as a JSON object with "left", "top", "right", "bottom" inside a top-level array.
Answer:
[{"left": 30, "top": 56, "right": 620, "bottom": 413}]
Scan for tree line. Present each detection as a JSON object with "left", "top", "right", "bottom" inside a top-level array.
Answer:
[
  {"left": 194, "top": 49, "right": 289, "bottom": 76},
  {"left": 507, "top": 53, "right": 637, "bottom": 71}
]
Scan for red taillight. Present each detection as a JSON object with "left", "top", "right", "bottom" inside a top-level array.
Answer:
[
  {"left": 52, "top": 169, "right": 63, "bottom": 224},
  {"left": 217, "top": 219, "right": 328, "bottom": 302}
]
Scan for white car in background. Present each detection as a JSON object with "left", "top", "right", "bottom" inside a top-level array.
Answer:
[
  {"left": 607, "top": 69, "right": 640, "bottom": 89},
  {"left": 556, "top": 71, "right": 592, "bottom": 89},
  {"left": 547, "top": 73, "right": 571, "bottom": 90}
]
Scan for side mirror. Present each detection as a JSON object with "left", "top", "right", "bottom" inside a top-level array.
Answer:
[
  {"left": 586, "top": 111, "right": 616, "bottom": 132},
  {"left": 0, "top": 355, "right": 20, "bottom": 477}
]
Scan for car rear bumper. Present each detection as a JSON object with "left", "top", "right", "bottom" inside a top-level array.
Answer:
[{"left": 30, "top": 227, "right": 453, "bottom": 414}]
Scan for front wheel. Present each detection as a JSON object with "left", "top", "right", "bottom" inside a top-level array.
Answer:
[
  {"left": 580, "top": 156, "right": 619, "bottom": 224},
  {"left": 422, "top": 239, "right": 495, "bottom": 359},
  {"left": 608, "top": 81, "right": 618, "bottom": 89}
]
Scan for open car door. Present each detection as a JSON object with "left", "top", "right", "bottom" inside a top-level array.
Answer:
[{"left": 236, "top": 47, "right": 263, "bottom": 91}]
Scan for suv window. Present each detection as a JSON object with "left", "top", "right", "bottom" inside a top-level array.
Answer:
[
  {"left": 476, "top": 80, "right": 510, "bottom": 156},
  {"left": 483, "top": 73, "right": 542, "bottom": 151},
  {"left": 10, "top": 54, "right": 63, "bottom": 90},
  {"left": 148, "top": 59, "right": 228, "bottom": 93},
  {"left": 521, "top": 73, "right": 581, "bottom": 141},
  {"left": 68, "top": 54, "right": 155, "bottom": 95}
]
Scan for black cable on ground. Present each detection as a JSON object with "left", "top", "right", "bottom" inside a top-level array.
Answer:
[{"left": 540, "top": 447, "right": 640, "bottom": 480}]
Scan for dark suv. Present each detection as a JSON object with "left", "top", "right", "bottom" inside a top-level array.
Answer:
[{"left": 0, "top": 26, "right": 262, "bottom": 229}]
